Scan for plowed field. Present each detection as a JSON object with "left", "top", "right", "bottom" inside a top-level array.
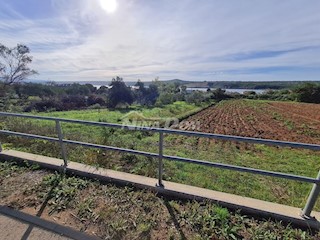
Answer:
[{"left": 178, "top": 100, "right": 320, "bottom": 144}]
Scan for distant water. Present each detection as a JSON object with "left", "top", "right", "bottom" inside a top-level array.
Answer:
[
  {"left": 93, "top": 85, "right": 267, "bottom": 94},
  {"left": 187, "top": 87, "right": 267, "bottom": 94},
  {"left": 224, "top": 88, "right": 266, "bottom": 94}
]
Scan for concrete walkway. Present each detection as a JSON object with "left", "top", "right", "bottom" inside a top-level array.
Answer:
[
  {"left": 0, "top": 214, "right": 71, "bottom": 240},
  {"left": 0, "top": 206, "right": 100, "bottom": 240},
  {"left": 1, "top": 149, "right": 319, "bottom": 230}
]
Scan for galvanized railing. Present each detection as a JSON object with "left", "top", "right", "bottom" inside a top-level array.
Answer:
[{"left": 0, "top": 111, "right": 319, "bottom": 218}]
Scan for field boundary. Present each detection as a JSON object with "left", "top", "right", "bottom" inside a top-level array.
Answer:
[
  {"left": 175, "top": 102, "right": 215, "bottom": 124},
  {"left": 1, "top": 149, "right": 319, "bottom": 230}
]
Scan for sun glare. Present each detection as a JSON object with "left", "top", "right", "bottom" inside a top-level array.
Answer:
[{"left": 99, "top": 0, "right": 117, "bottom": 13}]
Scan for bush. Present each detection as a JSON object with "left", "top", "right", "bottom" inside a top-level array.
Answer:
[
  {"left": 87, "top": 103, "right": 102, "bottom": 109},
  {"left": 156, "top": 92, "right": 175, "bottom": 106},
  {"left": 87, "top": 95, "right": 106, "bottom": 106},
  {"left": 295, "top": 83, "right": 320, "bottom": 103},
  {"left": 24, "top": 98, "right": 63, "bottom": 112},
  {"left": 61, "top": 95, "right": 86, "bottom": 109},
  {"left": 25, "top": 95, "right": 88, "bottom": 112}
]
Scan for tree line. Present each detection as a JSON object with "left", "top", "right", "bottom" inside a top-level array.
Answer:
[{"left": 1, "top": 76, "right": 231, "bottom": 112}]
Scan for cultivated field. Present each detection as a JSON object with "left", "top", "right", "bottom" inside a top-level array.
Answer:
[{"left": 179, "top": 100, "right": 320, "bottom": 144}]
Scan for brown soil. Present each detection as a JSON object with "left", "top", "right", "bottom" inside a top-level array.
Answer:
[{"left": 177, "top": 100, "right": 320, "bottom": 144}]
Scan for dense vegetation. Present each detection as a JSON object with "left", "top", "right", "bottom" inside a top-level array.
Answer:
[
  {"left": 230, "top": 82, "right": 320, "bottom": 103},
  {"left": 1, "top": 81, "right": 320, "bottom": 113},
  {"left": 1, "top": 78, "right": 320, "bottom": 113},
  {"left": 0, "top": 77, "right": 231, "bottom": 112},
  {"left": 204, "top": 80, "right": 320, "bottom": 90},
  {"left": 137, "top": 79, "right": 320, "bottom": 90}
]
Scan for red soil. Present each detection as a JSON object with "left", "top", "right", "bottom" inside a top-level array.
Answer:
[{"left": 178, "top": 100, "right": 320, "bottom": 144}]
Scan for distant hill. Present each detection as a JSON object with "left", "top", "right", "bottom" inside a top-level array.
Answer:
[{"left": 26, "top": 79, "right": 320, "bottom": 90}]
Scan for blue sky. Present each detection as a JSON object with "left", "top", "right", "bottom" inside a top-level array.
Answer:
[{"left": 1, "top": 0, "right": 320, "bottom": 82}]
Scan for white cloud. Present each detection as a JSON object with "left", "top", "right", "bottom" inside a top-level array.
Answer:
[{"left": 0, "top": 0, "right": 320, "bottom": 81}]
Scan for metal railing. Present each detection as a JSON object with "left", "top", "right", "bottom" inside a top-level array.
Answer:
[{"left": 0, "top": 111, "right": 319, "bottom": 218}]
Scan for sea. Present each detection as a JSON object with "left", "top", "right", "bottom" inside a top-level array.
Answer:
[{"left": 93, "top": 85, "right": 268, "bottom": 94}]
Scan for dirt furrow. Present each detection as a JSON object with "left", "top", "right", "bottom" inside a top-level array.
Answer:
[{"left": 178, "top": 100, "right": 320, "bottom": 144}]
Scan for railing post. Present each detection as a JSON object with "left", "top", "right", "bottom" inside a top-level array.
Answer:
[
  {"left": 157, "top": 132, "right": 164, "bottom": 187},
  {"left": 301, "top": 171, "right": 320, "bottom": 218},
  {"left": 55, "top": 120, "right": 68, "bottom": 171}
]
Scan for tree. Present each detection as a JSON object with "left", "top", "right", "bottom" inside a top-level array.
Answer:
[
  {"left": 133, "top": 80, "right": 147, "bottom": 105},
  {"left": 96, "top": 85, "right": 109, "bottom": 94},
  {"left": 144, "top": 82, "right": 159, "bottom": 106},
  {"left": 185, "top": 91, "right": 205, "bottom": 105},
  {"left": 0, "top": 43, "right": 37, "bottom": 87},
  {"left": 157, "top": 92, "right": 175, "bottom": 105},
  {"left": 107, "top": 77, "right": 133, "bottom": 108},
  {"left": 212, "top": 88, "right": 229, "bottom": 101},
  {"left": 65, "top": 83, "right": 93, "bottom": 95},
  {"left": 295, "top": 83, "right": 320, "bottom": 103}
]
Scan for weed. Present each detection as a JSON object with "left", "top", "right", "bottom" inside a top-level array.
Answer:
[
  {"left": 272, "top": 112, "right": 282, "bottom": 121},
  {"left": 284, "top": 119, "right": 295, "bottom": 130},
  {"left": 77, "top": 197, "right": 99, "bottom": 222},
  {"left": 0, "top": 161, "right": 24, "bottom": 179},
  {"left": 178, "top": 201, "right": 240, "bottom": 239},
  {"left": 38, "top": 173, "right": 89, "bottom": 214}
]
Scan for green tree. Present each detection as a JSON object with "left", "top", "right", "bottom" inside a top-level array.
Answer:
[
  {"left": 295, "top": 83, "right": 320, "bottom": 103},
  {"left": 185, "top": 91, "right": 205, "bottom": 105},
  {"left": 133, "top": 79, "right": 147, "bottom": 105},
  {"left": 107, "top": 77, "right": 133, "bottom": 108},
  {"left": 212, "top": 88, "right": 229, "bottom": 101},
  {"left": 144, "top": 82, "right": 159, "bottom": 106},
  {"left": 65, "top": 83, "right": 93, "bottom": 95},
  {"left": 96, "top": 85, "right": 109, "bottom": 94},
  {"left": 157, "top": 92, "right": 175, "bottom": 105}
]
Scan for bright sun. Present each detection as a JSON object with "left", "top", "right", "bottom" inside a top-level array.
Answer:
[{"left": 99, "top": 0, "right": 117, "bottom": 13}]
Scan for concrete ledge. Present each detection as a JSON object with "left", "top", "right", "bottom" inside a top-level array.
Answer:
[
  {"left": 1, "top": 149, "right": 319, "bottom": 230},
  {"left": 0, "top": 205, "right": 100, "bottom": 240}
]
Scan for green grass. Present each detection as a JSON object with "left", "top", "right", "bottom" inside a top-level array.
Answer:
[
  {"left": 163, "top": 139, "right": 320, "bottom": 209},
  {"left": 39, "top": 101, "right": 206, "bottom": 122},
  {"left": 14, "top": 101, "right": 207, "bottom": 142}
]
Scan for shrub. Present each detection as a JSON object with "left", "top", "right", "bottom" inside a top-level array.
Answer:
[
  {"left": 295, "top": 83, "right": 320, "bottom": 103},
  {"left": 24, "top": 98, "right": 63, "bottom": 112}
]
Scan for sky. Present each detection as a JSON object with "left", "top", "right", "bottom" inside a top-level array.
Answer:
[{"left": 1, "top": 0, "right": 320, "bottom": 82}]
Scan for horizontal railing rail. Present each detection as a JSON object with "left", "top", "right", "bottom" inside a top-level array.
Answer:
[
  {"left": 0, "top": 111, "right": 319, "bottom": 218},
  {"left": 1, "top": 111, "right": 320, "bottom": 150}
]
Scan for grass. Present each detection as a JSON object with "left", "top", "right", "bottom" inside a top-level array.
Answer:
[
  {"left": 0, "top": 160, "right": 318, "bottom": 239},
  {"left": 39, "top": 101, "right": 207, "bottom": 122},
  {"left": 7, "top": 101, "right": 207, "bottom": 143},
  {"left": 163, "top": 140, "right": 320, "bottom": 209},
  {"left": 0, "top": 100, "right": 319, "bottom": 211}
]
